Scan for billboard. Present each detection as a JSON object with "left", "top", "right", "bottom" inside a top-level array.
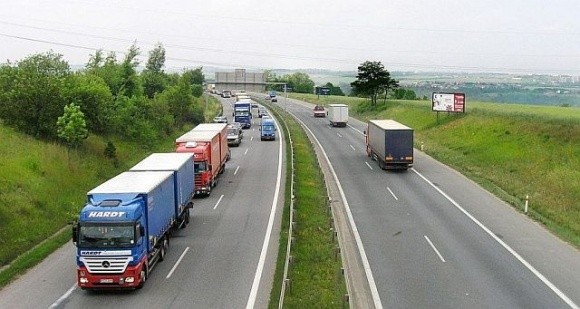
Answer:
[{"left": 432, "top": 92, "right": 465, "bottom": 113}]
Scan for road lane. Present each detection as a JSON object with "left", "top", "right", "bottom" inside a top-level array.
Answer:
[{"left": 279, "top": 95, "right": 579, "bottom": 308}]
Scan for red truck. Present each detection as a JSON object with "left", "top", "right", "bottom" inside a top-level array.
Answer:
[{"left": 175, "top": 125, "right": 229, "bottom": 196}]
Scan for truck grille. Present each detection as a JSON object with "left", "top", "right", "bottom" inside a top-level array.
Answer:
[{"left": 80, "top": 256, "right": 131, "bottom": 274}]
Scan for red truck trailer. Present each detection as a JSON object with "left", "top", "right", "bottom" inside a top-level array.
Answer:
[
  {"left": 175, "top": 129, "right": 227, "bottom": 196},
  {"left": 192, "top": 123, "right": 230, "bottom": 162}
]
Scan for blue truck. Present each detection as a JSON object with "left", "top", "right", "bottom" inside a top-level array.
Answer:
[
  {"left": 72, "top": 163, "right": 194, "bottom": 290},
  {"left": 234, "top": 100, "right": 252, "bottom": 128},
  {"left": 260, "top": 117, "right": 277, "bottom": 141},
  {"left": 130, "top": 152, "right": 195, "bottom": 227}
]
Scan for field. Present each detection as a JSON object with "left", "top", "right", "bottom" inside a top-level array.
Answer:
[{"left": 288, "top": 93, "right": 580, "bottom": 247}]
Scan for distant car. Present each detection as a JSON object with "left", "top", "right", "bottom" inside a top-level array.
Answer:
[
  {"left": 251, "top": 101, "right": 259, "bottom": 108},
  {"left": 271, "top": 96, "right": 278, "bottom": 102},
  {"left": 313, "top": 105, "right": 326, "bottom": 117},
  {"left": 213, "top": 116, "right": 228, "bottom": 123}
]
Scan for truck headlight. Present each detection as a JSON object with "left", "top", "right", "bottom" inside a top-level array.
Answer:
[
  {"left": 80, "top": 277, "right": 88, "bottom": 283},
  {"left": 125, "top": 277, "right": 135, "bottom": 283}
]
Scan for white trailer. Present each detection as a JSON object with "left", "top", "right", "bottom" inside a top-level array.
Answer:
[{"left": 328, "top": 104, "right": 349, "bottom": 127}]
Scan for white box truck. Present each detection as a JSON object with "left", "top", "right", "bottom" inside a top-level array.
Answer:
[{"left": 328, "top": 104, "right": 349, "bottom": 127}]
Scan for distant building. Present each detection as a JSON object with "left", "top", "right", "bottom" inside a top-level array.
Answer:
[{"left": 215, "top": 69, "right": 266, "bottom": 93}]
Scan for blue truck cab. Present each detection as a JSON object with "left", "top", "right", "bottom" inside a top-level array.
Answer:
[
  {"left": 260, "top": 117, "right": 277, "bottom": 141},
  {"left": 73, "top": 170, "right": 177, "bottom": 290},
  {"left": 234, "top": 100, "right": 252, "bottom": 129}
]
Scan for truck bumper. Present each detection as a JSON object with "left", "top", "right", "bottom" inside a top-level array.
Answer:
[{"left": 77, "top": 263, "right": 144, "bottom": 290}]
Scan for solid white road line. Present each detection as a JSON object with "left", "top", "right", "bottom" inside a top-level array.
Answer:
[
  {"left": 387, "top": 187, "right": 398, "bottom": 201},
  {"left": 424, "top": 235, "right": 446, "bottom": 263},
  {"left": 295, "top": 116, "right": 383, "bottom": 309},
  {"left": 49, "top": 284, "right": 77, "bottom": 309},
  {"left": 365, "top": 162, "right": 374, "bottom": 170},
  {"left": 213, "top": 194, "right": 224, "bottom": 210},
  {"left": 412, "top": 168, "right": 578, "bottom": 309},
  {"left": 166, "top": 247, "right": 190, "bottom": 279},
  {"left": 234, "top": 166, "right": 240, "bottom": 175},
  {"left": 246, "top": 119, "right": 283, "bottom": 309}
]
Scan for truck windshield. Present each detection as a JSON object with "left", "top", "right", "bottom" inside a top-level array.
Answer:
[
  {"left": 78, "top": 223, "right": 135, "bottom": 248},
  {"left": 235, "top": 110, "right": 250, "bottom": 116},
  {"left": 194, "top": 162, "right": 207, "bottom": 173}
]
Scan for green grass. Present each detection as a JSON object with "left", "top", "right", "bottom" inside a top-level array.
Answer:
[
  {"left": 264, "top": 101, "right": 347, "bottom": 308},
  {"left": 289, "top": 93, "right": 580, "bottom": 247}
]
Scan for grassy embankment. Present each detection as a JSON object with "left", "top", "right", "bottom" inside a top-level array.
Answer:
[
  {"left": 0, "top": 96, "right": 223, "bottom": 288},
  {"left": 265, "top": 100, "right": 347, "bottom": 308},
  {"left": 289, "top": 93, "right": 580, "bottom": 248}
]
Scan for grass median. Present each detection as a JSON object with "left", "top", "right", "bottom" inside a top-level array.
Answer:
[{"left": 265, "top": 101, "right": 348, "bottom": 308}]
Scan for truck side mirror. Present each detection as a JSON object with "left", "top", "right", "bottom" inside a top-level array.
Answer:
[
  {"left": 363, "top": 130, "right": 366, "bottom": 135},
  {"left": 139, "top": 226, "right": 145, "bottom": 238},
  {"left": 72, "top": 222, "right": 79, "bottom": 246}
]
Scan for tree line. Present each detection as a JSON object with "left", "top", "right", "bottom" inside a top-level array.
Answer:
[
  {"left": 0, "top": 43, "right": 206, "bottom": 149},
  {"left": 265, "top": 61, "right": 417, "bottom": 104}
]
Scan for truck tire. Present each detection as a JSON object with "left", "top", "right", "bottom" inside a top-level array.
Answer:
[
  {"left": 378, "top": 159, "right": 385, "bottom": 170},
  {"left": 160, "top": 238, "right": 168, "bottom": 261},
  {"left": 136, "top": 268, "right": 147, "bottom": 289},
  {"left": 183, "top": 208, "right": 191, "bottom": 226}
]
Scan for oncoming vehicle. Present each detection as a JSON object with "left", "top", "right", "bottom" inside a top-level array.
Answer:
[{"left": 313, "top": 104, "right": 326, "bottom": 117}]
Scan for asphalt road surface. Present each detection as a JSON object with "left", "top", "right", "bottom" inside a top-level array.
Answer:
[{"left": 277, "top": 95, "right": 579, "bottom": 309}]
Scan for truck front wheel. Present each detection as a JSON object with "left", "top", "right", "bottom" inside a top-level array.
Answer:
[{"left": 136, "top": 268, "right": 147, "bottom": 289}]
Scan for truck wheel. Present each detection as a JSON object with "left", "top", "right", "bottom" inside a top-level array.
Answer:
[
  {"left": 378, "top": 159, "right": 385, "bottom": 170},
  {"left": 136, "top": 268, "right": 147, "bottom": 289},
  {"left": 184, "top": 208, "right": 191, "bottom": 226},
  {"left": 160, "top": 238, "right": 168, "bottom": 261}
]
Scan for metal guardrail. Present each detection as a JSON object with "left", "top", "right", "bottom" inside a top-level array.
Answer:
[{"left": 277, "top": 108, "right": 295, "bottom": 309}]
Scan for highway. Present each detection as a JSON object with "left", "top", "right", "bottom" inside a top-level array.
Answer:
[
  {"left": 0, "top": 96, "right": 286, "bottom": 309},
  {"left": 275, "top": 96, "right": 580, "bottom": 309}
]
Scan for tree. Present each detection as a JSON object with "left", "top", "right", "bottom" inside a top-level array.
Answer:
[
  {"left": 62, "top": 73, "right": 114, "bottom": 134},
  {"left": 182, "top": 67, "right": 205, "bottom": 86},
  {"left": 324, "top": 82, "right": 345, "bottom": 96},
  {"left": 142, "top": 43, "right": 168, "bottom": 99},
  {"left": 0, "top": 51, "right": 70, "bottom": 139},
  {"left": 118, "top": 43, "right": 141, "bottom": 98},
  {"left": 285, "top": 72, "right": 315, "bottom": 93},
  {"left": 57, "top": 103, "right": 88, "bottom": 148},
  {"left": 350, "top": 61, "right": 399, "bottom": 106}
]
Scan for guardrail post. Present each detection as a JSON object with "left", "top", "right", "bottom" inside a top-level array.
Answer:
[{"left": 524, "top": 194, "right": 529, "bottom": 213}]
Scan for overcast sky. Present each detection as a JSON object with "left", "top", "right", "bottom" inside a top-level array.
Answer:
[{"left": 1, "top": 0, "right": 579, "bottom": 74}]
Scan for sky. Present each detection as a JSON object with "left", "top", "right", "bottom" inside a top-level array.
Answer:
[{"left": 1, "top": 0, "right": 580, "bottom": 75}]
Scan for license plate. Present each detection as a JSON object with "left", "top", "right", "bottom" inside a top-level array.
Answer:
[{"left": 100, "top": 278, "right": 114, "bottom": 283}]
